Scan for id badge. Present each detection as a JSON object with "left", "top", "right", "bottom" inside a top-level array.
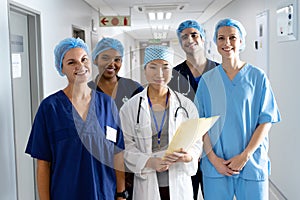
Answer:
[{"left": 106, "top": 126, "right": 117, "bottom": 143}]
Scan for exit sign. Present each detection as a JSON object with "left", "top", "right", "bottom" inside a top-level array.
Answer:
[
  {"left": 99, "top": 16, "right": 131, "bottom": 27},
  {"left": 149, "top": 39, "right": 161, "bottom": 43}
]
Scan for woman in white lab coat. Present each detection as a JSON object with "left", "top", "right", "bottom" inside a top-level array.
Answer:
[{"left": 119, "top": 45, "right": 202, "bottom": 200}]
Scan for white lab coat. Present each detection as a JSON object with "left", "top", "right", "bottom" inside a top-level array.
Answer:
[{"left": 119, "top": 87, "right": 203, "bottom": 200}]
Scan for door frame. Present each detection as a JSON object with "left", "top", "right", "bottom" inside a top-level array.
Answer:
[
  {"left": 9, "top": 3, "right": 43, "bottom": 115},
  {"left": 9, "top": 3, "right": 43, "bottom": 199}
]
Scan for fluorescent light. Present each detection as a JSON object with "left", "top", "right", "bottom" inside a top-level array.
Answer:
[
  {"left": 157, "top": 12, "right": 164, "bottom": 20},
  {"left": 165, "top": 12, "right": 172, "bottom": 19},
  {"left": 148, "top": 12, "right": 155, "bottom": 20},
  {"left": 148, "top": 11, "right": 172, "bottom": 21}
]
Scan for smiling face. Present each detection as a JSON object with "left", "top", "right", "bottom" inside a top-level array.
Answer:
[
  {"left": 61, "top": 47, "right": 91, "bottom": 84},
  {"left": 94, "top": 48, "right": 122, "bottom": 80},
  {"left": 180, "top": 27, "right": 205, "bottom": 55},
  {"left": 216, "top": 26, "right": 242, "bottom": 60},
  {"left": 145, "top": 59, "right": 172, "bottom": 90}
]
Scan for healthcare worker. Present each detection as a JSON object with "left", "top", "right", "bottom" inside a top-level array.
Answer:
[
  {"left": 88, "top": 37, "right": 144, "bottom": 199},
  {"left": 194, "top": 18, "right": 281, "bottom": 200},
  {"left": 88, "top": 37, "right": 143, "bottom": 110},
  {"left": 120, "top": 45, "right": 202, "bottom": 200},
  {"left": 25, "top": 37, "right": 126, "bottom": 200},
  {"left": 168, "top": 19, "right": 219, "bottom": 199},
  {"left": 168, "top": 20, "right": 218, "bottom": 101}
]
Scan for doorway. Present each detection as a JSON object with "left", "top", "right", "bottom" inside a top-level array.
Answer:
[{"left": 9, "top": 4, "right": 43, "bottom": 200}]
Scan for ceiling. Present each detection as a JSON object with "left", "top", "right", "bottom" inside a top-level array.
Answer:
[{"left": 83, "top": 0, "right": 233, "bottom": 40}]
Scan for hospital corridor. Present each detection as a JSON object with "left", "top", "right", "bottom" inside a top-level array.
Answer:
[{"left": 0, "top": 0, "right": 299, "bottom": 199}]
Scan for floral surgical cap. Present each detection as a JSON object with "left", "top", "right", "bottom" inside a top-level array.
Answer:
[
  {"left": 143, "top": 45, "right": 174, "bottom": 67},
  {"left": 213, "top": 18, "right": 247, "bottom": 52},
  {"left": 176, "top": 20, "right": 206, "bottom": 43},
  {"left": 54, "top": 37, "right": 89, "bottom": 76},
  {"left": 92, "top": 37, "right": 124, "bottom": 63}
]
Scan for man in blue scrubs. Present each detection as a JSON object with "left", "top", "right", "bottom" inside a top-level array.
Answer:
[
  {"left": 168, "top": 20, "right": 218, "bottom": 101},
  {"left": 168, "top": 19, "right": 218, "bottom": 199}
]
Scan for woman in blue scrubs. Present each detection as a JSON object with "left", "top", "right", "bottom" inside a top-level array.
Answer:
[
  {"left": 194, "top": 19, "right": 281, "bottom": 200},
  {"left": 25, "top": 38, "right": 126, "bottom": 200}
]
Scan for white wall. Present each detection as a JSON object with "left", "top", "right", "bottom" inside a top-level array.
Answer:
[
  {"left": 268, "top": 1, "right": 300, "bottom": 199},
  {"left": 0, "top": 0, "right": 17, "bottom": 199},
  {"left": 204, "top": 0, "right": 300, "bottom": 199},
  {"left": 12, "top": 0, "right": 98, "bottom": 97}
]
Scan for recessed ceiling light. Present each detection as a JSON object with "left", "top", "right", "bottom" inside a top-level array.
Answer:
[
  {"left": 165, "top": 12, "right": 172, "bottom": 19},
  {"left": 157, "top": 12, "right": 164, "bottom": 20},
  {"left": 148, "top": 12, "right": 156, "bottom": 20}
]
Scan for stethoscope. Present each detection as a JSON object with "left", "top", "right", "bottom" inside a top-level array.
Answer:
[
  {"left": 177, "top": 70, "right": 191, "bottom": 96},
  {"left": 136, "top": 89, "right": 189, "bottom": 124}
]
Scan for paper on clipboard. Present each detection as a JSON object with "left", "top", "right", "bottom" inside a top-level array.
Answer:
[{"left": 166, "top": 116, "right": 219, "bottom": 154}]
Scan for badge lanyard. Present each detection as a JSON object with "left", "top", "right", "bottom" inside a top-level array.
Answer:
[{"left": 147, "top": 92, "right": 169, "bottom": 149}]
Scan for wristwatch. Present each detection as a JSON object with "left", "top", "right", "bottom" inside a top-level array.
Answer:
[{"left": 116, "top": 190, "right": 129, "bottom": 199}]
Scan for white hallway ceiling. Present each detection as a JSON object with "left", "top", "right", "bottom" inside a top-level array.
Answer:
[{"left": 84, "top": 0, "right": 233, "bottom": 40}]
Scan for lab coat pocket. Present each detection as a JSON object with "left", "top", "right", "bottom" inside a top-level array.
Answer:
[{"left": 134, "top": 124, "right": 152, "bottom": 153}]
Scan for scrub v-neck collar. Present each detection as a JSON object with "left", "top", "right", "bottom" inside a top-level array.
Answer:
[
  {"left": 219, "top": 63, "right": 249, "bottom": 86},
  {"left": 59, "top": 90, "right": 95, "bottom": 124}
]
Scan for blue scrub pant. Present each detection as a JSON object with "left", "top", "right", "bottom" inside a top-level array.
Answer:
[{"left": 203, "top": 176, "right": 268, "bottom": 200}]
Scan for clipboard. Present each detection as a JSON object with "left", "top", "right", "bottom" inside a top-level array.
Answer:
[{"left": 165, "top": 116, "right": 219, "bottom": 154}]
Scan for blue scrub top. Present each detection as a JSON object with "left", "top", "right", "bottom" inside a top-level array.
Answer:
[
  {"left": 194, "top": 64, "right": 281, "bottom": 181},
  {"left": 88, "top": 76, "right": 144, "bottom": 110},
  {"left": 25, "top": 90, "right": 124, "bottom": 200}
]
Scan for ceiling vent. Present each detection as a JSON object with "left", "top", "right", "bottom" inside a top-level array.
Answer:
[{"left": 134, "top": 3, "right": 188, "bottom": 13}]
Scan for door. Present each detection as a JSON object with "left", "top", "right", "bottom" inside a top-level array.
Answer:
[{"left": 9, "top": 5, "right": 42, "bottom": 200}]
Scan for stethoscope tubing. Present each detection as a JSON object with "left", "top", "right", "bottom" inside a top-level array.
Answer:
[
  {"left": 177, "top": 70, "right": 191, "bottom": 96},
  {"left": 136, "top": 89, "right": 189, "bottom": 124}
]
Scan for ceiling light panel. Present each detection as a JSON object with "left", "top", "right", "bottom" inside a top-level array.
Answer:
[
  {"left": 148, "top": 12, "right": 156, "bottom": 20},
  {"left": 157, "top": 12, "right": 164, "bottom": 20},
  {"left": 165, "top": 12, "right": 172, "bottom": 19}
]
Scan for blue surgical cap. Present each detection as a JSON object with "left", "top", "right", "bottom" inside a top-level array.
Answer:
[
  {"left": 54, "top": 37, "right": 89, "bottom": 76},
  {"left": 213, "top": 18, "right": 247, "bottom": 52},
  {"left": 144, "top": 45, "right": 174, "bottom": 67},
  {"left": 176, "top": 20, "right": 206, "bottom": 43},
  {"left": 92, "top": 37, "right": 124, "bottom": 63}
]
